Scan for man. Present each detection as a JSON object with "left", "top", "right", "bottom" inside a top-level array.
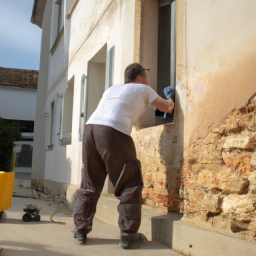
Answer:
[{"left": 73, "top": 62, "right": 174, "bottom": 249}]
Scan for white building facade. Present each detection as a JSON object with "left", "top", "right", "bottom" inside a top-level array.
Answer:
[
  {"left": 0, "top": 67, "right": 38, "bottom": 173},
  {"left": 31, "top": 0, "right": 152, "bottom": 192},
  {"left": 31, "top": 0, "right": 256, "bottom": 246}
]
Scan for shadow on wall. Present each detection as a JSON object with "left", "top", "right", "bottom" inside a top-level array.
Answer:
[
  {"left": 135, "top": 86, "right": 185, "bottom": 214},
  {"left": 158, "top": 89, "right": 184, "bottom": 213},
  {"left": 147, "top": 87, "right": 184, "bottom": 248}
]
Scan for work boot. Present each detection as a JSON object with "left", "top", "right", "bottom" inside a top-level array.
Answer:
[
  {"left": 73, "top": 233, "right": 87, "bottom": 245},
  {"left": 119, "top": 233, "right": 148, "bottom": 249}
]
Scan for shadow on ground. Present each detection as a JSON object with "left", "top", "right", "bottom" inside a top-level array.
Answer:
[
  {"left": 0, "top": 240, "right": 75, "bottom": 256},
  {"left": 0, "top": 218, "right": 55, "bottom": 225}
]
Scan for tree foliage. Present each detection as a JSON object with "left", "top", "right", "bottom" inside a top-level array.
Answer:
[{"left": 0, "top": 118, "right": 21, "bottom": 171}]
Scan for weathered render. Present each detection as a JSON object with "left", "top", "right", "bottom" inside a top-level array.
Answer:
[
  {"left": 132, "top": 0, "right": 256, "bottom": 243},
  {"left": 181, "top": 95, "right": 256, "bottom": 242}
]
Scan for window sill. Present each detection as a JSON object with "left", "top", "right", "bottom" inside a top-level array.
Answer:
[{"left": 50, "top": 26, "right": 64, "bottom": 55}]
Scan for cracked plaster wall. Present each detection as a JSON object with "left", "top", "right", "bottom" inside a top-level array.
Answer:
[{"left": 131, "top": 0, "right": 256, "bottom": 243}]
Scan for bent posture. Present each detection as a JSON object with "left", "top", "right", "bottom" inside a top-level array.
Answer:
[{"left": 73, "top": 63, "right": 174, "bottom": 249}]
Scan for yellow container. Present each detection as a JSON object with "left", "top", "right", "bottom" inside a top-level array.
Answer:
[
  {"left": 0, "top": 172, "right": 15, "bottom": 212},
  {"left": 0, "top": 153, "right": 16, "bottom": 212}
]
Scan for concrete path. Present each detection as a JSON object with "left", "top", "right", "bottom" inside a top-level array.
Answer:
[{"left": 0, "top": 197, "right": 181, "bottom": 256}]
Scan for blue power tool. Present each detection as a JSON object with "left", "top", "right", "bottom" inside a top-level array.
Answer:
[{"left": 163, "top": 86, "right": 175, "bottom": 118}]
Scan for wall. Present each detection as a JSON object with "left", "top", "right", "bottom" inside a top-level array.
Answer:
[
  {"left": 33, "top": 0, "right": 137, "bottom": 194},
  {"left": 31, "top": 0, "right": 52, "bottom": 183},
  {"left": 0, "top": 86, "right": 37, "bottom": 121},
  {"left": 132, "top": 0, "right": 256, "bottom": 243},
  {"left": 182, "top": 95, "right": 256, "bottom": 242},
  {"left": 184, "top": 0, "right": 256, "bottom": 145},
  {"left": 179, "top": 0, "right": 256, "bottom": 242},
  {"left": 62, "top": 0, "right": 136, "bottom": 188},
  {"left": 131, "top": 0, "right": 185, "bottom": 212},
  {"left": 138, "top": 0, "right": 158, "bottom": 129}
]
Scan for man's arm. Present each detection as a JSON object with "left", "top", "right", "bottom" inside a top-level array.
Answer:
[{"left": 151, "top": 96, "right": 174, "bottom": 113}]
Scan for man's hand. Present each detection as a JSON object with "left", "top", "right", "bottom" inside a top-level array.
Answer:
[
  {"left": 166, "top": 99, "right": 174, "bottom": 113},
  {"left": 151, "top": 96, "right": 174, "bottom": 113}
]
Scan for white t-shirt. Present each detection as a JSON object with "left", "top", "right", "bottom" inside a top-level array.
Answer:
[{"left": 86, "top": 83, "right": 158, "bottom": 135}]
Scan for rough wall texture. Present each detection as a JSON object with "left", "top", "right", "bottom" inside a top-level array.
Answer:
[
  {"left": 182, "top": 94, "right": 256, "bottom": 242},
  {"left": 131, "top": 124, "right": 183, "bottom": 212}
]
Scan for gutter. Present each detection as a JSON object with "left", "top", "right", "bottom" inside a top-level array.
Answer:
[
  {"left": 30, "top": 0, "right": 38, "bottom": 24},
  {"left": 30, "top": 0, "right": 46, "bottom": 28}
]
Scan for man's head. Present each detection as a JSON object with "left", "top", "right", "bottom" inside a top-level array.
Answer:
[{"left": 124, "top": 63, "right": 149, "bottom": 85}]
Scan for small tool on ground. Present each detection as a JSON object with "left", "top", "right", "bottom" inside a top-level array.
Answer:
[{"left": 22, "top": 204, "right": 42, "bottom": 222}]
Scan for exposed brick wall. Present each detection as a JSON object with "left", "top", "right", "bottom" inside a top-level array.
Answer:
[
  {"left": 182, "top": 94, "right": 256, "bottom": 242},
  {"left": 132, "top": 125, "right": 183, "bottom": 212},
  {"left": 0, "top": 67, "right": 38, "bottom": 89}
]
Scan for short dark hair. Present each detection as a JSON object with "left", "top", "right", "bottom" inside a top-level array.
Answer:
[{"left": 124, "top": 63, "right": 146, "bottom": 84}]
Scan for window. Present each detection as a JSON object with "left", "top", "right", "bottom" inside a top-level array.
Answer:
[
  {"left": 60, "top": 77, "right": 74, "bottom": 145},
  {"left": 50, "top": 101, "right": 55, "bottom": 145},
  {"left": 79, "top": 45, "right": 114, "bottom": 141},
  {"left": 105, "top": 46, "right": 115, "bottom": 90},
  {"left": 15, "top": 144, "right": 33, "bottom": 168},
  {"left": 156, "top": 0, "right": 176, "bottom": 125},
  {"left": 50, "top": 0, "right": 64, "bottom": 48},
  {"left": 57, "top": 0, "right": 64, "bottom": 33},
  {"left": 86, "top": 44, "right": 107, "bottom": 122}
]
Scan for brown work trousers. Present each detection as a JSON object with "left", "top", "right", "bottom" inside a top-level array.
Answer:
[{"left": 73, "top": 124, "right": 143, "bottom": 243}]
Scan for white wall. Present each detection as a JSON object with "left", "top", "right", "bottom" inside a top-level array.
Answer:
[
  {"left": 31, "top": 0, "right": 52, "bottom": 182},
  {"left": 34, "top": 0, "right": 136, "bottom": 188},
  {"left": 65, "top": 0, "right": 136, "bottom": 186},
  {"left": 0, "top": 85, "right": 37, "bottom": 121}
]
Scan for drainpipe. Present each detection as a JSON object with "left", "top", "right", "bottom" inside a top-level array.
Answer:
[{"left": 79, "top": 74, "right": 86, "bottom": 141}]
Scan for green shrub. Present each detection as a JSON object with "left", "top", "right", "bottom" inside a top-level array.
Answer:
[{"left": 0, "top": 118, "right": 21, "bottom": 171}]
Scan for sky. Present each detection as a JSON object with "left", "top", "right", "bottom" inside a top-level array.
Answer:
[{"left": 0, "top": 0, "right": 42, "bottom": 70}]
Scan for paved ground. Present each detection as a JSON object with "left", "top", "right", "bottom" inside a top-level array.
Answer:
[{"left": 0, "top": 197, "right": 181, "bottom": 256}]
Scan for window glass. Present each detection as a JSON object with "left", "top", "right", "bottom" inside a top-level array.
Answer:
[{"left": 15, "top": 144, "right": 33, "bottom": 168}]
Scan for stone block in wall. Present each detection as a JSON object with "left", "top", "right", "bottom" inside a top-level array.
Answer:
[
  {"left": 221, "top": 194, "right": 256, "bottom": 238},
  {"left": 248, "top": 172, "right": 256, "bottom": 194},
  {"left": 222, "top": 194, "right": 256, "bottom": 215},
  {"left": 222, "top": 151, "right": 253, "bottom": 177},
  {"left": 184, "top": 163, "right": 248, "bottom": 194},
  {"left": 222, "top": 150, "right": 252, "bottom": 166},
  {"left": 211, "top": 213, "right": 230, "bottom": 231},
  {"left": 237, "top": 112, "right": 256, "bottom": 132},
  {"left": 251, "top": 153, "right": 256, "bottom": 169},
  {"left": 183, "top": 187, "right": 222, "bottom": 215},
  {"left": 187, "top": 133, "right": 224, "bottom": 164},
  {"left": 219, "top": 103, "right": 256, "bottom": 135},
  {"left": 219, "top": 112, "right": 240, "bottom": 135},
  {"left": 223, "top": 131, "right": 256, "bottom": 150}
]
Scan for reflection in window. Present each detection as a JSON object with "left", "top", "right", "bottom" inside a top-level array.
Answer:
[{"left": 15, "top": 144, "right": 33, "bottom": 168}]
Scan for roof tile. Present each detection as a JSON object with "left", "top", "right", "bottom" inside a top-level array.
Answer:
[{"left": 0, "top": 67, "right": 39, "bottom": 89}]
